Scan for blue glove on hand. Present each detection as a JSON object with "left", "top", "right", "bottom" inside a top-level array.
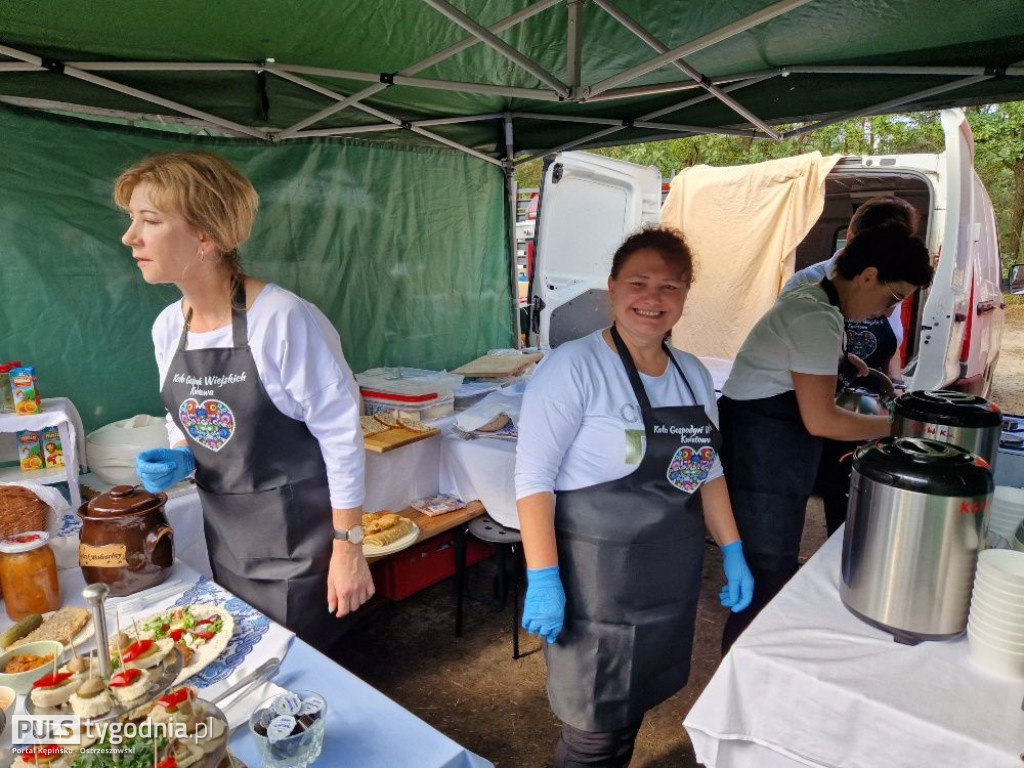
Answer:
[
  {"left": 135, "top": 447, "right": 196, "bottom": 493},
  {"left": 719, "top": 540, "right": 754, "bottom": 613},
  {"left": 522, "top": 565, "right": 566, "bottom": 644}
]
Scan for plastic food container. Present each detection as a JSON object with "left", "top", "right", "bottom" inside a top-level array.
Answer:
[
  {"left": 86, "top": 414, "right": 169, "bottom": 486},
  {"left": 355, "top": 367, "right": 463, "bottom": 398},
  {"left": 363, "top": 392, "right": 454, "bottom": 423}
]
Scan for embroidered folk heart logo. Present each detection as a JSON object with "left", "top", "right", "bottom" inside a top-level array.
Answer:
[
  {"left": 667, "top": 445, "right": 717, "bottom": 492},
  {"left": 845, "top": 328, "right": 877, "bottom": 360},
  {"left": 179, "top": 398, "right": 236, "bottom": 452}
]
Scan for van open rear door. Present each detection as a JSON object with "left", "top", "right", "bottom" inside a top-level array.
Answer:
[
  {"left": 912, "top": 109, "right": 1003, "bottom": 393},
  {"left": 528, "top": 152, "right": 660, "bottom": 349}
]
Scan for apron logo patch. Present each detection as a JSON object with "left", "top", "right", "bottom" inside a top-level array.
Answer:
[
  {"left": 180, "top": 397, "right": 236, "bottom": 452},
  {"left": 666, "top": 445, "right": 716, "bottom": 492}
]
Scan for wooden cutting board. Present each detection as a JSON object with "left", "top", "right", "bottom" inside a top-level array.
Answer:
[
  {"left": 452, "top": 353, "right": 543, "bottom": 378},
  {"left": 363, "top": 426, "right": 441, "bottom": 453}
]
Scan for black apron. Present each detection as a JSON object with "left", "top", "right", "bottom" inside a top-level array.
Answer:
[
  {"left": 160, "top": 285, "right": 338, "bottom": 648},
  {"left": 718, "top": 278, "right": 844, "bottom": 572},
  {"left": 546, "top": 326, "right": 719, "bottom": 732}
]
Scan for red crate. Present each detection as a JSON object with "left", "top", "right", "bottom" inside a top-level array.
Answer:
[{"left": 371, "top": 530, "right": 494, "bottom": 601}]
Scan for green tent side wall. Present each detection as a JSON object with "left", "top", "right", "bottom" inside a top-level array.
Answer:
[{"left": 0, "top": 105, "right": 513, "bottom": 433}]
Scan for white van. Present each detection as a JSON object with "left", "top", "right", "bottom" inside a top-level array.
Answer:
[{"left": 526, "top": 109, "right": 1004, "bottom": 396}]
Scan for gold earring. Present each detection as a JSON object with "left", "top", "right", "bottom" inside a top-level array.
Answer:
[{"left": 198, "top": 246, "right": 206, "bottom": 262}]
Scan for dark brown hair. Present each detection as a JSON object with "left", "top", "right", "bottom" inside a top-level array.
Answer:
[
  {"left": 835, "top": 223, "right": 933, "bottom": 287},
  {"left": 848, "top": 196, "right": 919, "bottom": 238},
  {"left": 610, "top": 227, "right": 694, "bottom": 282}
]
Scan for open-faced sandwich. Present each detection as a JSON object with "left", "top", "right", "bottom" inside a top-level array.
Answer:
[
  {"left": 134, "top": 604, "right": 234, "bottom": 684},
  {"left": 29, "top": 670, "right": 82, "bottom": 708}
]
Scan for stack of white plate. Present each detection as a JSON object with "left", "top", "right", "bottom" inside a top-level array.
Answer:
[
  {"left": 967, "top": 550, "right": 1024, "bottom": 677},
  {"left": 985, "top": 486, "right": 1024, "bottom": 549}
]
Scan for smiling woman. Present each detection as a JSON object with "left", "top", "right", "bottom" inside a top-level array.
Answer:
[{"left": 514, "top": 227, "right": 752, "bottom": 768}]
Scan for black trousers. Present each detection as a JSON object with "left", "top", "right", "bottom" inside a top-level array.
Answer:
[
  {"left": 554, "top": 720, "right": 644, "bottom": 768},
  {"left": 813, "top": 437, "right": 859, "bottom": 537}
]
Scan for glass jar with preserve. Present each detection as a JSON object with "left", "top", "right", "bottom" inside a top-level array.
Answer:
[{"left": 0, "top": 530, "right": 61, "bottom": 620}]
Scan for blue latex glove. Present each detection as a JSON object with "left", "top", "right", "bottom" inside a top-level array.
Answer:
[
  {"left": 522, "top": 565, "right": 566, "bottom": 644},
  {"left": 719, "top": 540, "right": 754, "bottom": 613},
  {"left": 135, "top": 447, "right": 195, "bottom": 493}
]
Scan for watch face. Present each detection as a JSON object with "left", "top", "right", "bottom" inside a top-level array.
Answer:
[{"left": 348, "top": 524, "right": 364, "bottom": 545}]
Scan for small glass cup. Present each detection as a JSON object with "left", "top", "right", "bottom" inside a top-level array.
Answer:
[{"left": 248, "top": 689, "right": 327, "bottom": 768}]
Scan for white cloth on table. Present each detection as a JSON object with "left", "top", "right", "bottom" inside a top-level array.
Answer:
[
  {"left": 721, "top": 282, "right": 843, "bottom": 400},
  {"left": 439, "top": 433, "right": 518, "bottom": 529},
  {"left": 151, "top": 283, "right": 365, "bottom": 509},
  {"left": 683, "top": 532, "right": 1024, "bottom": 768},
  {"left": 515, "top": 329, "right": 722, "bottom": 500}
]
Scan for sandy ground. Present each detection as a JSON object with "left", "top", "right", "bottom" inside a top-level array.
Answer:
[{"left": 332, "top": 302, "right": 1024, "bottom": 767}]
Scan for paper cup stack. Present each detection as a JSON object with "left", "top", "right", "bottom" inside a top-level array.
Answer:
[
  {"left": 985, "top": 486, "right": 1024, "bottom": 549},
  {"left": 967, "top": 549, "right": 1024, "bottom": 677}
]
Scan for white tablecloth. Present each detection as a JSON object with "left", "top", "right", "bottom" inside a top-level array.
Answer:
[
  {"left": 438, "top": 431, "right": 518, "bottom": 529},
  {"left": 683, "top": 532, "right": 1024, "bottom": 768}
]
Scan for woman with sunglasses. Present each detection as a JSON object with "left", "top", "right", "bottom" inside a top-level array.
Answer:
[{"left": 717, "top": 223, "right": 933, "bottom": 654}]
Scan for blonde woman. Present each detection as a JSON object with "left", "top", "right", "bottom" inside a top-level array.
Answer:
[{"left": 116, "top": 152, "right": 372, "bottom": 651}]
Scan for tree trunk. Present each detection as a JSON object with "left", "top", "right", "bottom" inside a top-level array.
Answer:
[{"left": 1011, "top": 160, "right": 1024, "bottom": 262}]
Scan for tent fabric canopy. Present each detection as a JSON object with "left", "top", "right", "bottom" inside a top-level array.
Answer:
[{"left": 1, "top": 0, "right": 1023, "bottom": 160}]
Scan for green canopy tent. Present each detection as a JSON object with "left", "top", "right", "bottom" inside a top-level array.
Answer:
[{"left": 2, "top": 0, "right": 1024, "bottom": 431}]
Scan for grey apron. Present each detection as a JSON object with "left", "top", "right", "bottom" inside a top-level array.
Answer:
[
  {"left": 160, "top": 285, "right": 337, "bottom": 647},
  {"left": 546, "top": 326, "right": 718, "bottom": 732}
]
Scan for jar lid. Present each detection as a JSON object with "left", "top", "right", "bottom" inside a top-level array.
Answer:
[
  {"left": 83, "top": 485, "right": 166, "bottom": 517},
  {"left": 853, "top": 437, "right": 993, "bottom": 496},
  {"left": 0, "top": 530, "right": 51, "bottom": 554},
  {"left": 893, "top": 390, "right": 1002, "bottom": 427}
]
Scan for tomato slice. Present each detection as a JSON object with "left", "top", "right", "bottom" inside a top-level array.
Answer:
[
  {"left": 192, "top": 630, "right": 216, "bottom": 641},
  {"left": 121, "top": 638, "right": 155, "bottom": 663},
  {"left": 157, "top": 758, "right": 178, "bottom": 768},
  {"left": 21, "top": 744, "right": 63, "bottom": 763},
  {"left": 109, "top": 667, "right": 144, "bottom": 687},
  {"left": 169, "top": 628, "right": 186, "bottom": 643},
  {"left": 32, "top": 672, "right": 74, "bottom": 689},
  {"left": 159, "top": 687, "right": 190, "bottom": 709}
]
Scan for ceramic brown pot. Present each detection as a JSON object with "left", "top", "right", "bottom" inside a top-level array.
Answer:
[{"left": 77, "top": 485, "right": 175, "bottom": 596}]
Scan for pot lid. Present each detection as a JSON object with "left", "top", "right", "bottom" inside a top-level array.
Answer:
[
  {"left": 0, "top": 530, "right": 50, "bottom": 554},
  {"left": 893, "top": 390, "right": 1002, "bottom": 428},
  {"left": 83, "top": 485, "right": 166, "bottom": 517},
  {"left": 853, "top": 437, "right": 993, "bottom": 496}
]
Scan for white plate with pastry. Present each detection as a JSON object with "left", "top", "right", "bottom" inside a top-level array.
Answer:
[{"left": 362, "top": 511, "right": 420, "bottom": 556}]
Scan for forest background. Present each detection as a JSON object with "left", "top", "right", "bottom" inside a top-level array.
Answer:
[{"left": 514, "top": 102, "right": 1024, "bottom": 277}]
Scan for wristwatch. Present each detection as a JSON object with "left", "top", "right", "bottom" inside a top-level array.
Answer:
[{"left": 333, "top": 524, "right": 365, "bottom": 545}]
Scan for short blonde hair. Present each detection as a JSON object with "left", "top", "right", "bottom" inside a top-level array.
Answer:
[{"left": 114, "top": 152, "right": 259, "bottom": 257}]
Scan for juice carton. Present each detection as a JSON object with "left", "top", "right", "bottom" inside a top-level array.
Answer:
[
  {"left": 16, "top": 430, "right": 44, "bottom": 472},
  {"left": 10, "top": 365, "right": 40, "bottom": 416},
  {"left": 40, "top": 426, "right": 65, "bottom": 469}
]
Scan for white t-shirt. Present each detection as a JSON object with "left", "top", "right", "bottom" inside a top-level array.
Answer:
[
  {"left": 781, "top": 254, "right": 904, "bottom": 345},
  {"left": 722, "top": 283, "right": 844, "bottom": 400},
  {"left": 152, "top": 283, "right": 365, "bottom": 509},
  {"left": 514, "top": 330, "right": 723, "bottom": 499}
]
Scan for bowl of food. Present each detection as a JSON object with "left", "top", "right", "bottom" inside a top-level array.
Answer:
[
  {"left": 0, "top": 640, "right": 65, "bottom": 694},
  {"left": 0, "top": 684, "right": 15, "bottom": 738}
]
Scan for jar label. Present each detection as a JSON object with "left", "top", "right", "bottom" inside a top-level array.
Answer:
[{"left": 79, "top": 543, "right": 128, "bottom": 567}]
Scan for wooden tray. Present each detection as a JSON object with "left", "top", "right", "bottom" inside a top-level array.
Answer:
[{"left": 363, "top": 426, "right": 441, "bottom": 453}]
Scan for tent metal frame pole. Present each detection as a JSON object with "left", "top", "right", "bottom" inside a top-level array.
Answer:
[
  {"left": 587, "top": 73, "right": 756, "bottom": 103},
  {"left": 503, "top": 112, "right": 522, "bottom": 347},
  {"left": 64, "top": 62, "right": 259, "bottom": 72},
  {"left": 640, "top": 72, "right": 778, "bottom": 121},
  {"left": 0, "top": 44, "right": 268, "bottom": 139},
  {"left": 269, "top": 66, "right": 502, "bottom": 165},
  {"left": 783, "top": 64, "right": 1021, "bottom": 77},
  {"left": 586, "top": 0, "right": 812, "bottom": 97},
  {"left": 509, "top": 111, "right": 760, "bottom": 137},
  {"left": 275, "top": 0, "right": 561, "bottom": 138},
  {"left": 277, "top": 64, "right": 561, "bottom": 100},
  {"left": 566, "top": 0, "right": 584, "bottom": 89},
  {"left": 291, "top": 112, "right": 506, "bottom": 138},
  {"left": 0, "top": 95, "right": 255, "bottom": 134},
  {"left": 591, "top": 0, "right": 779, "bottom": 138},
  {"left": 0, "top": 63, "right": 40, "bottom": 72},
  {"left": 420, "top": 0, "right": 570, "bottom": 97},
  {"left": 516, "top": 125, "right": 629, "bottom": 162},
  {"left": 782, "top": 75, "right": 992, "bottom": 139}
]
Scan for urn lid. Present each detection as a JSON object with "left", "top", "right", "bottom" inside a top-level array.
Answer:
[
  {"left": 82, "top": 485, "right": 166, "bottom": 518},
  {"left": 893, "top": 390, "right": 1002, "bottom": 428}
]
